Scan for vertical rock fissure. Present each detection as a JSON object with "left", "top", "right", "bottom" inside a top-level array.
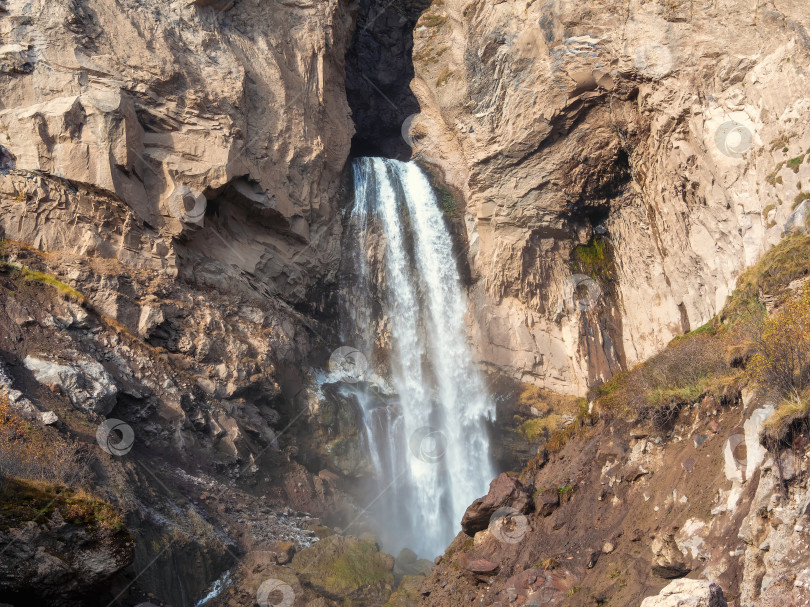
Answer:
[{"left": 344, "top": 0, "right": 432, "bottom": 159}]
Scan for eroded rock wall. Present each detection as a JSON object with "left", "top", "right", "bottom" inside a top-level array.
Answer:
[
  {"left": 0, "top": 0, "right": 354, "bottom": 302},
  {"left": 406, "top": 0, "right": 810, "bottom": 394}
]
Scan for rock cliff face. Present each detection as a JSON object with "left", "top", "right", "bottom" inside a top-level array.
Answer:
[
  {"left": 0, "top": 0, "right": 354, "bottom": 303},
  {"left": 406, "top": 0, "right": 810, "bottom": 393}
]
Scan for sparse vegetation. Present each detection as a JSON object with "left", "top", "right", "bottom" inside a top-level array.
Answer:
[
  {"left": 0, "top": 477, "right": 124, "bottom": 533},
  {"left": 436, "top": 67, "right": 453, "bottom": 87},
  {"left": 596, "top": 329, "right": 739, "bottom": 426},
  {"left": 0, "top": 392, "right": 90, "bottom": 486},
  {"left": 794, "top": 192, "right": 810, "bottom": 209},
  {"left": 419, "top": 14, "right": 447, "bottom": 28},
  {"left": 544, "top": 400, "right": 593, "bottom": 453},
  {"left": 720, "top": 235, "right": 810, "bottom": 325},
  {"left": 515, "top": 386, "right": 584, "bottom": 442},
  {"left": 763, "top": 392, "right": 810, "bottom": 444},
  {"left": 572, "top": 236, "right": 612, "bottom": 282},
  {"left": 788, "top": 154, "right": 806, "bottom": 173}
]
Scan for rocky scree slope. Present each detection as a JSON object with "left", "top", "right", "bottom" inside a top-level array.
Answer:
[
  {"left": 416, "top": 233, "right": 810, "bottom": 607},
  {"left": 0, "top": 244, "right": 371, "bottom": 605}
]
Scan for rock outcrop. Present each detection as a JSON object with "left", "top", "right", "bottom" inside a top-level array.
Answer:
[
  {"left": 640, "top": 579, "right": 728, "bottom": 607},
  {"left": 0, "top": 480, "right": 134, "bottom": 607},
  {"left": 460, "top": 472, "right": 532, "bottom": 536},
  {"left": 406, "top": 0, "right": 810, "bottom": 394},
  {"left": 24, "top": 354, "right": 118, "bottom": 415}
]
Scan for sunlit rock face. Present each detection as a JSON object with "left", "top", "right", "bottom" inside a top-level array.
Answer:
[
  {"left": 0, "top": 0, "right": 354, "bottom": 303},
  {"left": 406, "top": 0, "right": 810, "bottom": 394}
]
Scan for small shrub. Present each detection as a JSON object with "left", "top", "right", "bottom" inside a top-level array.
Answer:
[
  {"left": 747, "top": 285, "right": 810, "bottom": 398},
  {"left": 0, "top": 392, "right": 90, "bottom": 486},
  {"left": 539, "top": 557, "right": 559, "bottom": 570}
]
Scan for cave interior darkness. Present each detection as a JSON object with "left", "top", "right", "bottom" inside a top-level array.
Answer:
[{"left": 345, "top": 0, "right": 432, "bottom": 160}]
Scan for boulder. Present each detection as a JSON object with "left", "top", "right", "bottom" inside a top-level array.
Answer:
[
  {"left": 640, "top": 579, "right": 728, "bottom": 607},
  {"left": 533, "top": 488, "right": 561, "bottom": 516},
  {"left": 24, "top": 355, "right": 118, "bottom": 414},
  {"left": 651, "top": 534, "right": 691, "bottom": 579},
  {"left": 40, "top": 411, "right": 58, "bottom": 425},
  {"left": 461, "top": 473, "right": 532, "bottom": 536}
]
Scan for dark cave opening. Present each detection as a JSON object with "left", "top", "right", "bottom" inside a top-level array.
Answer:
[{"left": 345, "top": 0, "right": 432, "bottom": 160}]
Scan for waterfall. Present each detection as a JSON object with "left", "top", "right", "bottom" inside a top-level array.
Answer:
[{"left": 340, "top": 157, "right": 495, "bottom": 558}]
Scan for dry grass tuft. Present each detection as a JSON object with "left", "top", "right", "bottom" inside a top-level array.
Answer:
[{"left": 0, "top": 392, "right": 91, "bottom": 487}]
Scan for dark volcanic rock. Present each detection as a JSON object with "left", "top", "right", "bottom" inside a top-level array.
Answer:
[
  {"left": 533, "top": 487, "right": 561, "bottom": 516},
  {"left": 0, "top": 498, "right": 133, "bottom": 607},
  {"left": 460, "top": 473, "right": 532, "bottom": 536}
]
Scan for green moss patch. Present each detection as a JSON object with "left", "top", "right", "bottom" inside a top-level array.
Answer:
[
  {"left": 0, "top": 477, "right": 125, "bottom": 533},
  {"left": 292, "top": 536, "right": 394, "bottom": 598},
  {"left": 571, "top": 236, "right": 613, "bottom": 282}
]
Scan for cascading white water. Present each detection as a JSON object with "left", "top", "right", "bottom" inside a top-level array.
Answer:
[{"left": 342, "top": 157, "right": 495, "bottom": 558}]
